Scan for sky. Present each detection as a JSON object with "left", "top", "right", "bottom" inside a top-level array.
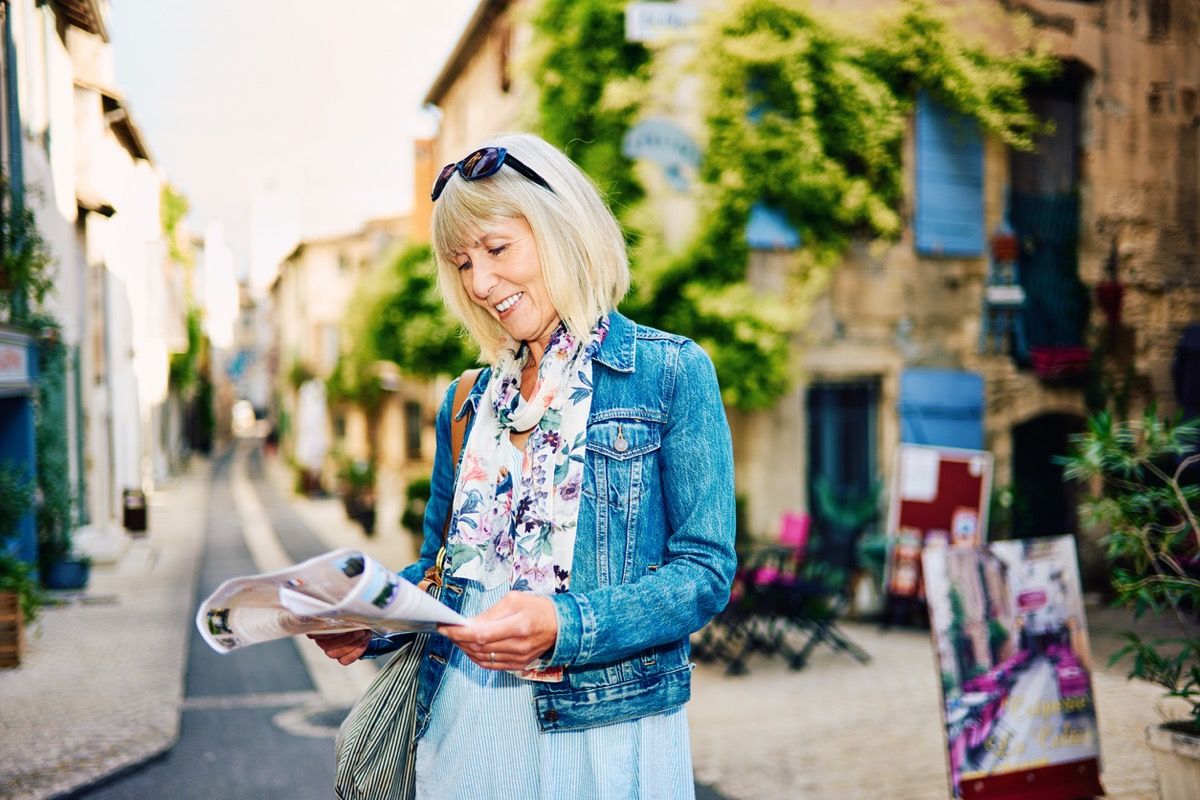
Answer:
[{"left": 108, "top": 0, "right": 478, "bottom": 290}]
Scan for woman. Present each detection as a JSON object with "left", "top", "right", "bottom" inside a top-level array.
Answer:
[{"left": 313, "top": 132, "right": 736, "bottom": 799}]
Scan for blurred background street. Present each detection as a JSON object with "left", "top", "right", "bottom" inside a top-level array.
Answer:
[{"left": 1, "top": 1, "right": 1198, "bottom": 798}]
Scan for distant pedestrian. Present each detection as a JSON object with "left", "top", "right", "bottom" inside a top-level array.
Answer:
[{"left": 311, "top": 132, "right": 736, "bottom": 799}]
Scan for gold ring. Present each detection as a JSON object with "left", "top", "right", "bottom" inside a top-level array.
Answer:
[{"left": 489, "top": 651, "right": 496, "bottom": 665}]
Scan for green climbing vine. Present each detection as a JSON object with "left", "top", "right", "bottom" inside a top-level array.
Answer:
[
  {"left": 329, "top": 244, "right": 476, "bottom": 409},
  {"left": 530, "top": 0, "right": 650, "bottom": 224},
  {"left": 529, "top": 0, "right": 1056, "bottom": 410}
]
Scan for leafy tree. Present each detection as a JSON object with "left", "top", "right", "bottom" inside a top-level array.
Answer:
[{"left": 368, "top": 244, "right": 476, "bottom": 379}]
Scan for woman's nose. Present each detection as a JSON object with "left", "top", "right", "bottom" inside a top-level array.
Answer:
[{"left": 470, "top": 260, "right": 498, "bottom": 300}]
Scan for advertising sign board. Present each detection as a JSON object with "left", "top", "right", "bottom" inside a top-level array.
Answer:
[{"left": 923, "top": 536, "right": 1104, "bottom": 799}]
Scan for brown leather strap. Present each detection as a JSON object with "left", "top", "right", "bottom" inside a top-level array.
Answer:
[
  {"left": 449, "top": 368, "right": 483, "bottom": 483},
  {"left": 426, "top": 368, "right": 483, "bottom": 589}
]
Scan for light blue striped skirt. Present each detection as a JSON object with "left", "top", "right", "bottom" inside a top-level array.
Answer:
[{"left": 414, "top": 583, "right": 695, "bottom": 800}]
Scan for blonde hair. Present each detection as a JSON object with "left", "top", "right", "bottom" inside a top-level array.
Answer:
[{"left": 431, "top": 132, "right": 630, "bottom": 362}]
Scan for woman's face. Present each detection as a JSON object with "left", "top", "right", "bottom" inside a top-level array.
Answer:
[{"left": 455, "top": 216, "right": 560, "bottom": 351}]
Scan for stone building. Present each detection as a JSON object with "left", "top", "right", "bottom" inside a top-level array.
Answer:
[
  {"left": 269, "top": 215, "right": 443, "bottom": 537},
  {"left": 412, "top": 0, "right": 1200, "bottom": 582}
]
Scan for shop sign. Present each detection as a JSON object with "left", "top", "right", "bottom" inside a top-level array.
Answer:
[
  {"left": 0, "top": 337, "right": 30, "bottom": 389},
  {"left": 625, "top": 2, "right": 699, "bottom": 42},
  {"left": 621, "top": 118, "right": 700, "bottom": 191}
]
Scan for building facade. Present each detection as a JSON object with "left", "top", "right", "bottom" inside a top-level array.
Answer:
[{"left": 414, "top": 0, "right": 1199, "bottom": 584}]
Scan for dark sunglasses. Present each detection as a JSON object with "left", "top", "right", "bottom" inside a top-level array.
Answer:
[{"left": 430, "top": 146, "right": 554, "bottom": 201}]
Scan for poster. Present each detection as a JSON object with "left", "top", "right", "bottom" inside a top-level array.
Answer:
[
  {"left": 923, "top": 536, "right": 1104, "bottom": 799},
  {"left": 886, "top": 445, "right": 993, "bottom": 599}
]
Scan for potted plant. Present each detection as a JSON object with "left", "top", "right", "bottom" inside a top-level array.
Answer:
[
  {"left": 1064, "top": 409, "right": 1200, "bottom": 800},
  {"left": 0, "top": 460, "right": 39, "bottom": 667},
  {"left": 338, "top": 457, "right": 376, "bottom": 535},
  {"left": 30, "top": 320, "right": 89, "bottom": 590}
]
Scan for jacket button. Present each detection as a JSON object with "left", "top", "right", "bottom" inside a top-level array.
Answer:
[{"left": 544, "top": 709, "right": 559, "bottom": 722}]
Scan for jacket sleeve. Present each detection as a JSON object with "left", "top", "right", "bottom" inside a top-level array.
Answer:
[
  {"left": 363, "top": 379, "right": 460, "bottom": 659},
  {"left": 545, "top": 340, "right": 737, "bottom": 668}
]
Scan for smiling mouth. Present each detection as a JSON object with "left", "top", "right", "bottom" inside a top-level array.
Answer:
[{"left": 494, "top": 292, "right": 523, "bottom": 314}]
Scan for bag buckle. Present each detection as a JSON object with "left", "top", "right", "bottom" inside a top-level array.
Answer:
[{"left": 424, "top": 546, "right": 446, "bottom": 590}]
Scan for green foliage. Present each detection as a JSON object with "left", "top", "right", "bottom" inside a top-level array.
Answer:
[
  {"left": 0, "top": 176, "right": 55, "bottom": 323},
  {"left": 987, "top": 618, "right": 1010, "bottom": 654},
  {"left": 160, "top": 184, "right": 194, "bottom": 267},
  {"left": 530, "top": 0, "right": 1055, "bottom": 411},
  {"left": 0, "top": 461, "right": 34, "bottom": 542},
  {"left": 169, "top": 306, "right": 204, "bottom": 393},
  {"left": 401, "top": 474, "right": 433, "bottom": 537},
  {"left": 337, "top": 457, "right": 375, "bottom": 493},
  {"left": 1064, "top": 408, "right": 1200, "bottom": 733},
  {"left": 0, "top": 551, "right": 44, "bottom": 622},
  {"left": 368, "top": 244, "right": 476, "bottom": 379},
  {"left": 33, "top": 325, "right": 73, "bottom": 569},
  {"left": 531, "top": 0, "right": 650, "bottom": 224},
  {"left": 288, "top": 360, "right": 315, "bottom": 391}
]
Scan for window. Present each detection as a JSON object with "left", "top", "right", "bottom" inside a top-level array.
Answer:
[
  {"left": 320, "top": 324, "right": 339, "bottom": 373},
  {"left": 914, "top": 93, "right": 984, "bottom": 257},
  {"left": 404, "top": 401, "right": 422, "bottom": 459},
  {"left": 806, "top": 380, "right": 878, "bottom": 567},
  {"left": 1009, "top": 66, "right": 1089, "bottom": 356}
]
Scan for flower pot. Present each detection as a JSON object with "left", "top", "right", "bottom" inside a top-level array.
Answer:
[
  {"left": 43, "top": 558, "right": 90, "bottom": 590},
  {"left": 1146, "top": 724, "right": 1200, "bottom": 800},
  {"left": 0, "top": 591, "right": 24, "bottom": 668}
]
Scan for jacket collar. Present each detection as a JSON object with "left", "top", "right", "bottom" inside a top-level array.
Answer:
[
  {"left": 593, "top": 310, "right": 635, "bottom": 373},
  {"left": 455, "top": 311, "right": 635, "bottom": 420}
]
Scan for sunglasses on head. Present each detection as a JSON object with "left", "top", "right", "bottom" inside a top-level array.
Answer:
[{"left": 430, "top": 146, "right": 555, "bottom": 201}]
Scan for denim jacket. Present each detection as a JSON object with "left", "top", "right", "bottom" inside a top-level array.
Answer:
[{"left": 367, "top": 311, "right": 736, "bottom": 733}]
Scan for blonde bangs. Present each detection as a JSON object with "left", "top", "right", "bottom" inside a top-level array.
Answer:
[{"left": 430, "top": 133, "right": 631, "bottom": 364}]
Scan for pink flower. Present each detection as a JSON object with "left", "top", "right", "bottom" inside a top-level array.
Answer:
[{"left": 461, "top": 452, "right": 487, "bottom": 483}]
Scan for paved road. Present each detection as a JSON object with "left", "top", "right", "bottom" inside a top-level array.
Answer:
[
  {"left": 77, "top": 442, "right": 727, "bottom": 799},
  {"left": 78, "top": 448, "right": 335, "bottom": 800}
]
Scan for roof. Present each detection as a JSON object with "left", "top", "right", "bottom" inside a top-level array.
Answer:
[
  {"left": 52, "top": 0, "right": 109, "bottom": 43},
  {"left": 100, "top": 91, "right": 152, "bottom": 162},
  {"left": 424, "top": 0, "right": 510, "bottom": 105}
]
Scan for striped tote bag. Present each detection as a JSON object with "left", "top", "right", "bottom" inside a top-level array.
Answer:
[{"left": 334, "top": 632, "right": 428, "bottom": 800}]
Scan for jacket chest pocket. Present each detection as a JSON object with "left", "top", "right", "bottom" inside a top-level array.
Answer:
[{"left": 583, "top": 418, "right": 662, "bottom": 585}]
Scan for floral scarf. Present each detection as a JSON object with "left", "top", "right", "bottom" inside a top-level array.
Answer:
[{"left": 447, "top": 316, "right": 608, "bottom": 601}]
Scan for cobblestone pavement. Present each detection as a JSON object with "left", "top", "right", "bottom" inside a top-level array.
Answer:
[{"left": 0, "top": 461, "right": 209, "bottom": 800}]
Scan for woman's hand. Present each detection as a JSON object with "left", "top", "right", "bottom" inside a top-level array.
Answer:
[
  {"left": 307, "top": 630, "right": 372, "bottom": 665},
  {"left": 440, "top": 592, "right": 558, "bottom": 671}
]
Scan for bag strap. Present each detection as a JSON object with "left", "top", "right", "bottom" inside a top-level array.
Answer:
[
  {"left": 427, "top": 367, "right": 483, "bottom": 587},
  {"left": 448, "top": 367, "right": 483, "bottom": 491}
]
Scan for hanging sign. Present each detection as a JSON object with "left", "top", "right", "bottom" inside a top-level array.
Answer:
[
  {"left": 923, "top": 536, "right": 1104, "bottom": 800},
  {"left": 625, "top": 2, "right": 700, "bottom": 42},
  {"left": 885, "top": 444, "right": 993, "bottom": 599},
  {"left": 621, "top": 118, "right": 701, "bottom": 191}
]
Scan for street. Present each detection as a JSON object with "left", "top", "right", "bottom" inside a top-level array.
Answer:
[{"left": 71, "top": 443, "right": 727, "bottom": 800}]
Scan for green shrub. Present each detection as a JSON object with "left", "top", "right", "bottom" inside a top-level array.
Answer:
[{"left": 1064, "top": 408, "right": 1200, "bottom": 734}]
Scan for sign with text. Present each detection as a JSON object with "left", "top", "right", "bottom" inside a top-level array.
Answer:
[
  {"left": 923, "top": 536, "right": 1104, "bottom": 799},
  {"left": 885, "top": 445, "right": 993, "bottom": 599},
  {"left": 621, "top": 118, "right": 701, "bottom": 191},
  {"left": 625, "top": 2, "right": 700, "bottom": 42}
]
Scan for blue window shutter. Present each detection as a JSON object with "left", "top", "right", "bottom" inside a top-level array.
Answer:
[
  {"left": 914, "top": 93, "right": 984, "bottom": 257},
  {"left": 899, "top": 369, "right": 985, "bottom": 450},
  {"left": 746, "top": 202, "right": 801, "bottom": 250}
]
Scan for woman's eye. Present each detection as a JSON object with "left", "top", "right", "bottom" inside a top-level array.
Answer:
[
  {"left": 456, "top": 260, "right": 472, "bottom": 272},
  {"left": 488, "top": 244, "right": 508, "bottom": 257}
]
